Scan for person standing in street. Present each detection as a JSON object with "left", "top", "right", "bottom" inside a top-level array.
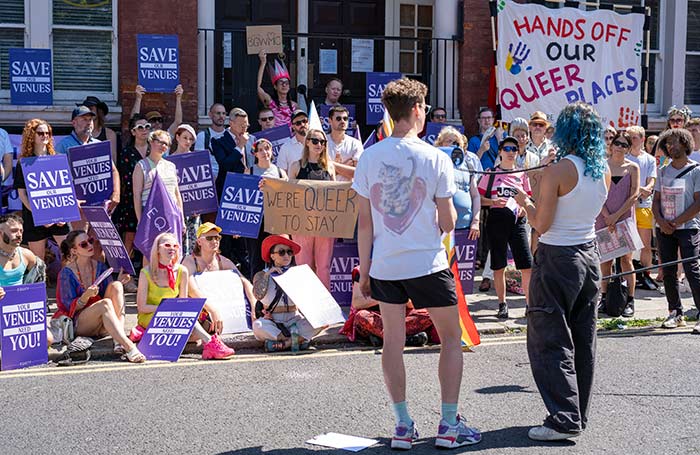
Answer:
[
  {"left": 353, "top": 78, "right": 482, "bottom": 449},
  {"left": 514, "top": 102, "right": 610, "bottom": 441}
]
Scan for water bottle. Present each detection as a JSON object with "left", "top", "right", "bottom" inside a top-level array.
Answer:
[{"left": 290, "top": 323, "right": 299, "bottom": 353}]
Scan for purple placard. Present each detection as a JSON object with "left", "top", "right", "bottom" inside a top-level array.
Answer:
[
  {"left": 20, "top": 155, "right": 81, "bottom": 226},
  {"left": 454, "top": 230, "right": 478, "bottom": 294},
  {"left": 0, "top": 283, "right": 48, "bottom": 371},
  {"left": 215, "top": 173, "right": 263, "bottom": 238},
  {"left": 329, "top": 242, "right": 359, "bottom": 306},
  {"left": 134, "top": 173, "right": 184, "bottom": 257},
  {"left": 319, "top": 104, "right": 356, "bottom": 135},
  {"left": 9, "top": 48, "right": 53, "bottom": 106},
  {"left": 166, "top": 151, "right": 218, "bottom": 216},
  {"left": 366, "top": 72, "right": 401, "bottom": 124},
  {"left": 138, "top": 298, "right": 206, "bottom": 362},
  {"left": 423, "top": 122, "right": 465, "bottom": 145},
  {"left": 82, "top": 206, "right": 136, "bottom": 275},
  {"left": 254, "top": 125, "right": 291, "bottom": 164},
  {"left": 137, "top": 34, "right": 180, "bottom": 93},
  {"left": 67, "top": 141, "right": 113, "bottom": 205}
]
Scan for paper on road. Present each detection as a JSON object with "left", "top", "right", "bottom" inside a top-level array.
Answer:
[{"left": 306, "top": 432, "right": 379, "bottom": 452}]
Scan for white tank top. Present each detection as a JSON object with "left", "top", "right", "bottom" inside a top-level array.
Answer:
[{"left": 539, "top": 155, "right": 608, "bottom": 246}]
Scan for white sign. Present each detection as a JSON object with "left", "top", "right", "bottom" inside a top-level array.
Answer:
[
  {"left": 496, "top": 0, "right": 644, "bottom": 129},
  {"left": 307, "top": 433, "right": 379, "bottom": 452},
  {"left": 193, "top": 270, "right": 250, "bottom": 334},
  {"left": 596, "top": 217, "right": 644, "bottom": 263},
  {"left": 351, "top": 39, "right": 374, "bottom": 72},
  {"left": 272, "top": 264, "right": 345, "bottom": 328},
  {"left": 319, "top": 49, "right": 338, "bottom": 75}
]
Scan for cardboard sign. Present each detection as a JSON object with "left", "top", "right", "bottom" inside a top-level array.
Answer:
[
  {"left": 0, "top": 283, "right": 48, "bottom": 371},
  {"left": 166, "top": 151, "right": 218, "bottom": 216},
  {"left": 366, "top": 72, "right": 401, "bottom": 125},
  {"left": 137, "top": 34, "right": 180, "bottom": 93},
  {"left": 83, "top": 206, "right": 136, "bottom": 275},
  {"left": 319, "top": 104, "right": 356, "bottom": 135},
  {"left": 263, "top": 179, "right": 359, "bottom": 239},
  {"left": 20, "top": 155, "right": 81, "bottom": 226},
  {"left": 253, "top": 125, "right": 292, "bottom": 164},
  {"left": 193, "top": 270, "right": 251, "bottom": 334},
  {"left": 216, "top": 173, "right": 264, "bottom": 238},
  {"left": 246, "top": 25, "right": 283, "bottom": 55},
  {"left": 272, "top": 265, "right": 345, "bottom": 328},
  {"left": 423, "top": 122, "right": 465, "bottom": 145},
  {"left": 496, "top": 0, "right": 644, "bottom": 128},
  {"left": 67, "top": 141, "right": 113, "bottom": 205},
  {"left": 138, "top": 298, "right": 206, "bottom": 362},
  {"left": 9, "top": 48, "right": 53, "bottom": 105},
  {"left": 454, "top": 230, "right": 478, "bottom": 294},
  {"left": 329, "top": 242, "right": 359, "bottom": 306}
]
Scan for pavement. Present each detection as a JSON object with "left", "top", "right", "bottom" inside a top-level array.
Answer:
[{"left": 46, "top": 273, "right": 699, "bottom": 362}]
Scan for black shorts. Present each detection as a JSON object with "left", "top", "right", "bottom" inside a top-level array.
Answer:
[
  {"left": 486, "top": 208, "right": 532, "bottom": 271},
  {"left": 21, "top": 208, "right": 70, "bottom": 243},
  {"left": 370, "top": 268, "right": 458, "bottom": 309}
]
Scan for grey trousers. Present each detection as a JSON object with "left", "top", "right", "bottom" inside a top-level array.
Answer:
[
  {"left": 527, "top": 241, "right": 600, "bottom": 434},
  {"left": 656, "top": 228, "right": 700, "bottom": 315}
]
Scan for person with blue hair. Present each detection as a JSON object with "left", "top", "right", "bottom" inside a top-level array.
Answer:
[{"left": 513, "top": 102, "right": 611, "bottom": 441}]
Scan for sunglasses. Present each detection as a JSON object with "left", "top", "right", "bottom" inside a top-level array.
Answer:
[
  {"left": 293, "top": 119, "right": 308, "bottom": 126},
  {"left": 134, "top": 124, "right": 152, "bottom": 131},
  {"left": 604, "top": 136, "right": 615, "bottom": 141},
  {"left": 152, "top": 138, "right": 171, "bottom": 147},
  {"left": 334, "top": 116, "right": 349, "bottom": 122},
  {"left": 204, "top": 235, "right": 221, "bottom": 242},
  {"left": 259, "top": 116, "right": 274, "bottom": 122},
  {"left": 273, "top": 248, "right": 294, "bottom": 256},
  {"left": 308, "top": 137, "right": 327, "bottom": 145},
  {"left": 612, "top": 140, "right": 630, "bottom": 148},
  {"left": 433, "top": 114, "right": 447, "bottom": 119},
  {"left": 160, "top": 242, "right": 180, "bottom": 249},
  {"left": 531, "top": 123, "right": 547, "bottom": 128},
  {"left": 277, "top": 80, "right": 290, "bottom": 86},
  {"left": 149, "top": 117, "right": 164, "bottom": 123},
  {"left": 78, "top": 237, "right": 95, "bottom": 249},
  {"left": 669, "top": 117, "right": 684, "bottom": 124},
  {"left": 501, "top": 146, "right": 518, "bottom": 152},
  {"left": 36, "top": 131, "right": 51, "bottom": 137},
  {"left": 423, "top": 103, "right": 432, "bottom": 114}
]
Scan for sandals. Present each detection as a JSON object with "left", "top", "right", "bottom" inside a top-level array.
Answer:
[
  {"left": 113, "top": 343, "right": 126, "bottom": 355},
  {"left": 123, "top": 347, "right": 146, "bottom": 363}
]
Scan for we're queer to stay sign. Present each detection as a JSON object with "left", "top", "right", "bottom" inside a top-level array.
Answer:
[{"left": 137, "top": 34, "right": 180, "bottom": 93}]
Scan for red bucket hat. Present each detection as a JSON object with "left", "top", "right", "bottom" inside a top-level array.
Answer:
[{"left": 261, "top": 235, "right": 302, "bottom": 263}]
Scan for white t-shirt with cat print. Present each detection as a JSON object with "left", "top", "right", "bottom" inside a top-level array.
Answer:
[{"left": 352, "top": 136, "right": 456, "bottom": 280}]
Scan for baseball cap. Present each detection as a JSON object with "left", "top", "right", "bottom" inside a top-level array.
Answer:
[
  {"left": 145, "top": 111, "right": 163, "bottom": 122},
  {"left": 499, "top": 136, "right": 519, "bottom": 148},
  {"left": 291, "top": 110, "right": 308, "bottom": 121},
  {"left": 72, "top": 106, "right": 97, "bottom": 120}
]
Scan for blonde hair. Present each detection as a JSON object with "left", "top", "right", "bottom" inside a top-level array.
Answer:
[
  {"left": 149, "top": 232, "right": 181, "bottom": 268},
  {"left": 626, "top": 125, "right": 645, "bottom": 138},
  {"left": 301, "top": 129, "right": 331, "bottom": 170},
  {"left": 434, "top": 126, "right": 466, "bottom": 149}
]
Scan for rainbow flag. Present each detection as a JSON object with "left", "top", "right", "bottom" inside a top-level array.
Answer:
[
  {"left": 376, "top": 107, "right": 394, "bottom": 141},
  {"left": 442, "top": 232, "right": 481, "bottom": 349}
]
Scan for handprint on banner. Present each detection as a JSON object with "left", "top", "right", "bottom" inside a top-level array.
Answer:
[
  {"left": 505, "top": 42, "right": 532, "bottom": 75},
  {"left": 634, "top": 40, "right": 642, "bottom": 57},
  {"left": 616, "top": 106, "right": 640, "bottom": 129}
]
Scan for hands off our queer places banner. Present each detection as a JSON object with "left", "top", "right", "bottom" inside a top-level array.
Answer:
[{"left": 496, "top": 0, "right": 644, "bottom": 128}]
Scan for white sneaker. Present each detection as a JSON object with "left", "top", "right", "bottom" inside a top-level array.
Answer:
[
  {"left": 528, "top": 425, "right": 579, "bottom": 441},
  {"left": 661, "top": 311, "right": 686, "bottom": 329},
  {"left": 692, "top": 320, "right": 700, "bottom": 335}
]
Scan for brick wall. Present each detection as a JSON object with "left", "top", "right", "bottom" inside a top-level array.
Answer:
[
  {"left": 118, "top": 0, "right": 198, "bottom": 132},
  {"left": 459, "top": 0, "right": 496, "bottom": 136}
]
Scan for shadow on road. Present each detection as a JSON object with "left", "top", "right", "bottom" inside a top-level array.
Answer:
[{"left": 473, "top": 384, "right": 534, "bottom": 395}]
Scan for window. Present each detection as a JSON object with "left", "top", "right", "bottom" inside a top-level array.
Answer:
[
  {"left": 398, "top": 3, "right": 432, "bottom": 76},
  {"left": 685, "top": 0, "right": 700, "bottom": 104},
  {"left": 0, "top": 0, "right": 26, "bottom": 90}
]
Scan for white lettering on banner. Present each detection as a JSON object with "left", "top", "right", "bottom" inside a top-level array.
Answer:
[
  {"left": 3, "top": 322, "right": 45, "bottom": 338},
  {"left": 10, "top": 83, "right": 51, "bottom": 93},
  {"left": 148, "top": 334, "right": 183, "bottom": 347},
  {"left": 11, "top": 61, "right": 50, "bottom": 77},
  {"left": 180, "top": 182, "right": 213, "bottom": 192},
  {"left": 182, "top": 188, "right": 216, "bottom": 202},
  {"left": 223, "top": 186, "right": 264, "bottom": 205},
  {"left": 139, "top": 70, "right": 179, "bottom": 80},
  {"left": 220, "top": 202, "right": 262, "bottom": 213},
  {"left": 139, "top": 47, "right": 178, "bottom": 63},
  {"left": 26, "top": 170, "right": 71, "bottom": 190},
  {"left": 30, "top": 195, "right": 76, "bottom": 210},
  {"left": 72, "top": 155, "right": 111, "bottom": 167},
  {"left": 3, "top": 301, "right": 45, "bottom": 313},
  {"left": 8, "top": 331, "right": 41, "bottom": 351}
]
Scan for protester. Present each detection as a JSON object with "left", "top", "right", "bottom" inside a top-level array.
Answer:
[
  {"left": 112, "top": 114, "right": 150, "bottom": 286},
  {"left": 596, "top": 131, "right": 640, "bottom": 316},
  {"left": 604, "top": 126, "right": 616, "bottom": 156},
  {"left": 277, "top": 110, "right": 308, "bottom": 174},
  {"left": 354, "top": 78, "right": 481, "bottom": 449},
  {"left": 322, "top": 78, "right": 343, "bottom": 106},
  {"left": 510, "top": 117, "right": 541, "bottom": 170},
  {"left": 467, "top": 107, "right": 503, "bottom": 170},
  {"left": 166, "top": 124, "right": 202, "bottom": 256},
  {"left": 257, "top": 107, "right": 276, "bottom": 131},
  {"left": 544, "top": 125, "right": 555, "bottom": 141},
  {"left": 182, "top": 222, "right": 256, "bottom": 334},
  {"left": 79, "top": 96, "right": 118, "bottom": 160},
  {"left": 527, "top": 111, "right": 553, "bottom": 160},
  {"left": 130, "top": 84, "right": 184, "bottom": 137},
  {"left": 257, "top": 52, "right": 298, "bottom": 127},
  {"left": 195, "top": 103, "right": 228, "bottom": 179},
  {"left": 251, "top": 235, "right": 318, "bottom": 352},
  {"left": 666, "top": 105, "right": 691, "bottom": 130},
  {"left": 435, "top": 127, "right": 484, "bottom": 173},
  {"left": 646, "top": 135, "right": 659, "bottom": 156},
  {"left": 0, "top": 126, "right": 12, "bottom": 183},
  {"left": 14, "top": 119, "right": 69, "bottom": 261},
  {"left": 247, "top": 139, "right": 288, "bottom": 278},
  {"left": 626, "top": 125, "right": 658, "bottom": 291},
  {"left": 430, "top": 107, "right": 447, "bottom": 123},
  {"left": 513, "top": 101, "right": 610, "bottom": 441},
  {"left": 288, "top": 129, "right": 336, "bottom": 290},
  {"left": 327, "top": 105, "right": 363, "bottom": 182},
  {"left": 340, "top": 266, "right": 434, "bottom": 347},
  {"left": 133, "top": 232, "right": 236, "bottom": 359},
  {"left": 687, "top": 118, "right": 700, "bottom": 162},
  {"left": 211, "top": 107, "right": 252, "bottom": 277},
  {"left": 435, "top": 145, "right": 481, "bottom": 237},
  {"left": 132, "top": 130, "right": 184, "bottom": 243},
  {"left": 56, "top": 106, "right": 98, "bottom": 154},
  {"left": 55, "top": 230, "right": 145, "bottom": 363},
  {"left": 652, "top": 128, "right": 700, "bottom": 334},
  {"left": 478, "top": 136, "right": 533, "bottom": 319}
]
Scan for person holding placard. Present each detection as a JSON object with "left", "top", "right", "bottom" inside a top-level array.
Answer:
[
  {"left": 277, "top": 110, "right": 308, "bottom": 174},
  {"left": 288, "top": 129, "right": 336, "bottom": 290},
  {"left": 257, "top": 52, "right": 298, "bottom": 127},
  {"left": 55, "top": 230, "right": 145, "bottom": 363},
  {"left": 251, "top": 234, "right": 316, "bottom": 352},
  {"left": 256, "top": 108, "right": 276, "bottom": 132},
  {"left": 247, "top": 138, "right": 288, "bottom": 277},
  {"left": 14, "top": 119, "right": 69, "bottom": 261},
  {"left": 595, "top": 131, "right": 640, "bottom": 317},
  {"left": 129, "top": 84, "right": 184, "bottom": 138},
  {"left": 182, "top": 222, "right": 256, "bottom": 334},
  {"left": 134, "top": 232, "right": 235, "bottom": 359},
  {"left": 478, "top": 136, "right": 533, "bottom": 319},
  {"left": 79, "top": 96, "right": 119, "bottom": 161}
]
